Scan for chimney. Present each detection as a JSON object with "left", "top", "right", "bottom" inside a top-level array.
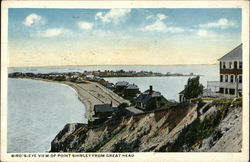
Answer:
[{"left": 149, "top": 85, "right": 153, "bottom": 94}]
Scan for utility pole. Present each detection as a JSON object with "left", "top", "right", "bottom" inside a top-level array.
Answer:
[{"left": 235, "top": 76, "right": 239, "bottom": 98}]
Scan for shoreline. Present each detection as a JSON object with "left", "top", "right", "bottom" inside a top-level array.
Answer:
[{"left": 9, "top": 77, "right": 129, "bottom": 121}]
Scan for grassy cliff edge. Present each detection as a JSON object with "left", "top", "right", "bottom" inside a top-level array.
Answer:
[{"left": 50, "top": 98, "right": 242, "bottom": 152}]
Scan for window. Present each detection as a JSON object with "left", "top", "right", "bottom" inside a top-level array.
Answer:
[
  {"left": 220, "top": 75, "right": 223, "bottom": 82},
  {"left": 239, "top": 61, "right": 242, "bottom": 69},
  {"left": 230, "top": 75, "right": 234, "bottom": 82},
  {"left": 219, "top": 88, "right": 224, "bottom": 93},
  {"left": 229, "top": 89, "right": 235, "bottom": 95},
  {"left": 239, "top": 75, "right": 242, "bottom": 83},
  {"left": 234, "top": 61, "right": 237, "bottom": 69},
  {"left": 235, "top": 75, "right": 238, "bottom": 82},
  {"left": 229, "top": 62, "right": 232, "bottom": 69},
  {"left": 225, "top": 75, "right": 228, "bottom": 82},
  {"left": 223, "top": 62, "right": 226, "bottom": 69}
]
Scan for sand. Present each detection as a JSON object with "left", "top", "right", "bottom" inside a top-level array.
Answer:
[{"left": 63, "top": 81, "right": 130, "bottom": 121}]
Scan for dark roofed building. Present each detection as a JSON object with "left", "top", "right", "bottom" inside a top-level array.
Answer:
[
  {"left": 124, "top": 83, "right": 140, "bottom": 98},
  {"left": 126, "top": 84, "right": 139, "bottom": 90},
  {"left": 102, "top": 81, "right": 114, "bottom": 90},
  {"left": 114, "top": 81, "right": 129, "bottom": 96},
  {"left": 93, "top": 103, "right": 118, "bottom": 118},
  {"left": 136, "top": 85, "right": 168, "bottom": 111},
  {"left": 179, "top": 90, "right": 186, "bottom": 103},
  {"left": 115, "top": 81, "right": 129, "bottom": 87}
]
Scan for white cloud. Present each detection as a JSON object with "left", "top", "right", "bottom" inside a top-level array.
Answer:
[
  {"left": 146, "top": 15, "right": 153, "bottom": 20},
  {"left": 95, "top": 9, "right": 131, "bottom": 24},
  {"left": 140, "top": 20, "right": 167, "bottom": 32},
  {"left": 199, "top": 18, "right": 237, "bottom": 29},
  {"left": 157, "top": 13, "right": 167, "bottom": 20},
  {"left": 36, "top": 28, "right": 72, "bottom": 37},
  {"left": 196, "top": 29, "right": 216, "bottom": 38},
  {"left": 140, "top": 13, "right": 184, "bottom": 33},
  {"left": 23, "top": 13, "right": 45, "bottom": 27},
  {"left": 166, "top": 27, "right": 185, "bottom": 33},
  {"left": 77, "top": 21, "right": 93, "bottom": 30}
]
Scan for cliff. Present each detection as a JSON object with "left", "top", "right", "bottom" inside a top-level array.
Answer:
[{"left": 50, "top": 98, "right": 242, "bottom": 152}]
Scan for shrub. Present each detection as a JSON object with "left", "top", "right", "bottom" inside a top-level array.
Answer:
[{"left": 183, "top": 76, "right": 204, "bottom": 100}]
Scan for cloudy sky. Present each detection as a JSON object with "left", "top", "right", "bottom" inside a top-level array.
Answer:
[{"left": 8, "top": 8, "right": 241, "bottom": 67}]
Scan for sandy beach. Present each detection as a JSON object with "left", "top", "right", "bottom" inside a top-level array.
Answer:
[{"left": 63, "top": 81, "right": 130, "bottom": 121}]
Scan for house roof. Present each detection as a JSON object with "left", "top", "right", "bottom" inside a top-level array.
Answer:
[
  {"left": 144, "top": 90, "right": 162, "bottom": 97},
  {"left": 218, "top": 44, "right": 242, "bottom": 61},
  {"left": 136, "top": 90, "right": 162, "bottom": 104},
  {"left": 126, "top": 84, "right": 139, "bottom": 90},
  {"left": 94, "top": 104, "right": 117, "bottom": 113},
  {"left": 102, "top": 81, "right": 113, "bottom": 87},
  {"left": 179, "top": 90, "right": 185, "bottom": 94},
  {"left": 115, "top": 81, "right": 129, "bottom": 86}
]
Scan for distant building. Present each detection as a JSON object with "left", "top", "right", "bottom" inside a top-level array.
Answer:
[
  {"left": 101, "top": 81, "right": 114, "bottom": 90},
  {"left": 86, "top": 74, "right": 95, "bottom": 80},
  {"left": 207, "top": 44, "right": 242, "bottom": 98},
  {"left": 124, "top": 84, "right": 140, "bottom": 98},
  {"left": 93, "top": 103, "right": 118, "bottom": 118},
  {"left": 96, "top": 77, "right": 106, "bottom": 84},
  {"left": 179, "top": 90, "right": 186, "bottom": 103},
  {"left": 136, "top": 86, "right": 168, "bottom": 111},
  {"left": 114, "top": 81, "right": 129, "bottom": 96}
]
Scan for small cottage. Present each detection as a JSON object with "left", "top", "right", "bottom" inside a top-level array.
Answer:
[
  {"left": 93, "top": 103, "right": 118, "bottom": 118},
  {"left": 102, "top": 81, "right": 114, "bottom": 90},
  {"left": 114, "top": 81, "right": 129, "bottom": 96},
  {"left": 179, "top": 90, "right": 186, "bottom": 103},
  {"left": 124, "top": 84, "right": 140, "bottom": 98},
  {"left": 136, "top": 86, "right": 168, "bottom": 111}
]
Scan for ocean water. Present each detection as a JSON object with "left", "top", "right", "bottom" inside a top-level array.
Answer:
[
  {"left": 9, "top": 65, "right": 219, "bottom": 101},
  {"left": 7, "top": 65, "right": 219, "bottom": 152},
  {"left": 103, "top": 65, "right": 219, "bottom": 101},
  {"left": 7, "top": 78, "right": 87, "bottom": 153}
]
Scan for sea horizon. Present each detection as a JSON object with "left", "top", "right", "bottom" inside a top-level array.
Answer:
[{"left": 8, "top": 63, "right": 219, "bottom": 69}]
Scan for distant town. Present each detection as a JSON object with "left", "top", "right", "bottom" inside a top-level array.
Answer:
[{"left": 8, "top": 69, "right": 197, "bottom": 80}]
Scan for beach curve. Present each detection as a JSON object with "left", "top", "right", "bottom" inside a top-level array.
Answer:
[{"left": 31, "top": 78, "right": 130, "bottom": 121}]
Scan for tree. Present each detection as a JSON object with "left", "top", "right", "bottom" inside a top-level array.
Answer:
[{"left": 183, "top": 76, "right": 204, "bottom": 99}]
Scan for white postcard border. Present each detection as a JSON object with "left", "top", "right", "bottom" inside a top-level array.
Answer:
[{"left": 1, "top": 1, "right": 249, "bottom": 162}]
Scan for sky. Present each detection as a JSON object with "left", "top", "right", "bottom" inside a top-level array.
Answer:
[{"left": 8, "top": 8, "right": 242, "bottom": 67}]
